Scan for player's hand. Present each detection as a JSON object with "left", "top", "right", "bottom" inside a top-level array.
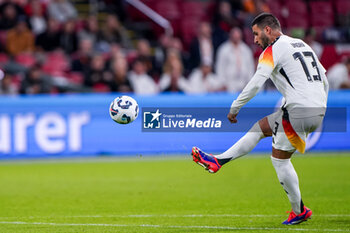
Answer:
[{"left": 227, "top": 112, "right": 238, "bottom": 123}]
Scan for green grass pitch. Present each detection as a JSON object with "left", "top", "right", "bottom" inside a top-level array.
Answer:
[{"left": 0, "top": 153, "right": 349, "bottom": 233}]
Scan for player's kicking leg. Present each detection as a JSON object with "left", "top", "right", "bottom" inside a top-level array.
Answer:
[
  {"left": 192, "top": 117, "right": 271, "bottom": 173},
  {"left": 191, "top": 147, "right": 221, "bottom": 173}
]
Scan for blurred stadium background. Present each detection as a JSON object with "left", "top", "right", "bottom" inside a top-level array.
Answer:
[{"left": 0, "top": 0, "right": 349, "bottom": 158}]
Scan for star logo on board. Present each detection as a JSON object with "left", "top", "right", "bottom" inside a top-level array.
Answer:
[
  {"left": 143, "top": 109, "right": 162, "bottom": 129},
  {"left": 150, "top": 109, "right": 162, "bottom": 122}
]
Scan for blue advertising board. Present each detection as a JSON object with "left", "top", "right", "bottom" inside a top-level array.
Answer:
[{"left": 0, "top": 91, "right": 349, "bottom": 159}]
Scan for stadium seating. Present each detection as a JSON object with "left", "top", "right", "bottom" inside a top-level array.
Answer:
[
  {"left": 181, "top": 1, "right": 205, "bottom": 18},
  {"left": 265, "top": 0, "right": 285, "bottom": 27},
  {"left": 334, "top": 0, "right": 350, "bottom": 26},
  {"left": 67, "top": 71, "right": 84, "bottom": 84},
  {"left": 41, "top": 51, "right": 70, "bottom": 76},
  {"left": 308, "top": 1, "right": 335, "bottom": 41},
  {"left": 10, "top": 74, "right": 22, "bottom": 90},
  {"left": 0, "top": 53, "right": 9, "bottom": 65},
  {"left": 285, "top": 0, "right": 309, "bottom": 29},
  {"left": 309, "top": 1, "right": 334, "bottom": 28},
  {"left": 180, "top": 17, "right": 201, "bottom": 49},
  {"left": 334, "top": 0, "right": 350, "bottom": 15},
  {"left": 154, "top": 1, "right": 180, "bottom": 21},
  {"left": 179, "top": 1, "right": 209, "bottom": 48},
  {"left": 0, "top": 31, "right": 7, "bottom": 47},
  {"left": 15, "top": 53, "right": 36, "bottom": 68},
  {"left": 320, "top": 44, "right": 339, "bottom": 69}
]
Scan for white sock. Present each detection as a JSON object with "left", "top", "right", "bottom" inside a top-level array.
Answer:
[
  {"left": 215, "top": 122, "right": 265, "bottom": 161},
  {"left": 271, "top": 156, "right": 302, "bottom": 215}
]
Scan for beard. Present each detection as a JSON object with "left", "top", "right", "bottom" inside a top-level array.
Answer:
[{"left": 260, "top": 33, "right": 270, "bottom": 50}]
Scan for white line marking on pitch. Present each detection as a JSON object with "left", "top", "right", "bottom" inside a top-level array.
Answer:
[
  {"left": 68, "top": 214, "right": 350, "bottom": 218},
  {"left": 0, "top": 214, "right": 349, "bottom": 219},
  {"left": 0, "top": 221, "right": 349, "bottom": 232}
]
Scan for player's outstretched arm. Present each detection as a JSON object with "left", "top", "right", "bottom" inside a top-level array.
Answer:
[{"left": 228, "top": 71, "right": 269, "bottom": 122}]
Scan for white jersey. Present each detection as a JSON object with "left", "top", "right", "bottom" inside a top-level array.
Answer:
[{"left": 230, "top": 35, "right": 329, "bottom": 117}]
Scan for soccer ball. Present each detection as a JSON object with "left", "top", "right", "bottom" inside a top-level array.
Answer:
[{"left": 109, "top": 96, "right": 139, "bottom": 124}]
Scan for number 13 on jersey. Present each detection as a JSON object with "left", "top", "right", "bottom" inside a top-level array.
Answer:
[{"left": 293, "top": 51, "right": 322, "bottom": 82}]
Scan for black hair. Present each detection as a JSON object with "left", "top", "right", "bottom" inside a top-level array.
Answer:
[{"left": 251, "top": 12, "right": 281, "bottom": 30}]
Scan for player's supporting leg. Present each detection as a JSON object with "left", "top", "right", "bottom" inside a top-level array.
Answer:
[
  {"left": 271, "top": 149, "right": 312, "bottom": 224},
  {"left": 215, "top": 117, "right": 272, "bottom": 165},
  {"left": 271, "top": 149, "right": 303, "bottom": 214}
]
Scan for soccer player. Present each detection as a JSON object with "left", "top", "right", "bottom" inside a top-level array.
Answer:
[{"left": 192, "top": 13, "right": 329, "bottom": 225}]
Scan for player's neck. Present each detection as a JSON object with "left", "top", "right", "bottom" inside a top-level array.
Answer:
[
  {"left": 268, "top": 31, "right": 283, "bottom": 46},
  {"left": 271, "top": 31, "right": 282, "bottom": 41}
]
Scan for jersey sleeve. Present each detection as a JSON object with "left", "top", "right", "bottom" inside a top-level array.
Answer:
[
  {"left": 257, "top": 45, "right": 275, "bottom": 75},
  {"left": 229, "top": 46, "right": 276, "bottom": 115}
]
